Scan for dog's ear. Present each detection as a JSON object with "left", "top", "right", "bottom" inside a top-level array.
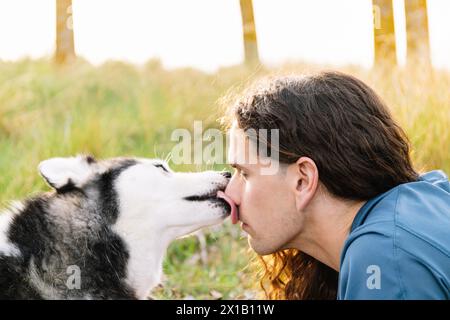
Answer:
[{"left": 38, "top": 155, "right": 97, "bottom": 191}]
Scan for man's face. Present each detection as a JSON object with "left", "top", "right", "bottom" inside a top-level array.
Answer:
[{"left": 224, "top": 125, "right": 304, "bottom": 255}]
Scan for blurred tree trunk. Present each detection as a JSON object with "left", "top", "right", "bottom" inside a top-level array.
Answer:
[
  {"left": 55, "top": 0, "right": 75, "bottom": 64},
  {"left": 405, "top": 0, "right": 430, "bottom": 66},
  {"left": 372, "top": 0, "right": 397, "bottom": 66},
  {"left": 239, "top": 0, "right": 260, "bottom": 66}
]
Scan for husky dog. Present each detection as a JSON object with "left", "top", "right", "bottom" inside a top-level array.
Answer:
[{"left": 0, "top": 155, "right": 234, "bottom": 299}]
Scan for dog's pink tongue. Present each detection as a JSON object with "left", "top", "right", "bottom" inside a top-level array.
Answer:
[{"left": 216, "top": 191, "right": 239, "bottom": 224}]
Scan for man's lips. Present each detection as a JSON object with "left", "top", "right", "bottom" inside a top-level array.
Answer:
[{"left": 216, "top": 191, "right": 239, "bottom": 224}]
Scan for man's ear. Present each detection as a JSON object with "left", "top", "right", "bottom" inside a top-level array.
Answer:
[
  {"left": 38, "top": 155, "right": 97, "bottom": 191},
  {"left": 290, "top": 157, "right": 319, "bottom": 211}
]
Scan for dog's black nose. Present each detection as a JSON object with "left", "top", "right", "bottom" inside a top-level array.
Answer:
[{"left": 221, "top": 171, "right": 232, "bottom": 179}]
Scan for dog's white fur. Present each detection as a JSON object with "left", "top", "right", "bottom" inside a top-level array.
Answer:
[{"left": 0, "top": 210, "right": 21, "bottom": 257}]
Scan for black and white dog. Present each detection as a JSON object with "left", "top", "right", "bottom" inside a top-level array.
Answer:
[{"left": 0, "top": 155, "right": 234, "bottom": 299}]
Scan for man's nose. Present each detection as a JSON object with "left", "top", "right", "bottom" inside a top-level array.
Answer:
[{"left": 224, "top": 173, "right": 240, "bottom": 206}]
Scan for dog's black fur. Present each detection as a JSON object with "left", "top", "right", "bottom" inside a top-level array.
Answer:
[{"left": 0, "top": 160, "right": 137, "bottom": 299}]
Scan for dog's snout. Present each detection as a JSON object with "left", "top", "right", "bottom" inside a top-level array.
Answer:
[{"left": 221, "top": 171, "right": 232, "bottom": 179}]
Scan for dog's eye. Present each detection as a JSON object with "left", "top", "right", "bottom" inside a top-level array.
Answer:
[{"left": 154, "top": 164, "right": 169, "bottom": 173}]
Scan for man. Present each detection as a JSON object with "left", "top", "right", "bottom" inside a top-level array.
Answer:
[{"left": 220, "top": 71, "right": 450, "bottom": 299}]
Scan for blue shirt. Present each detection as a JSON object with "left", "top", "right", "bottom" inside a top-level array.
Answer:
[{"left": 338, "top": 170, "right": 450, "bottom": 300}]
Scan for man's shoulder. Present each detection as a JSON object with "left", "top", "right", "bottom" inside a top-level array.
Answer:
[
  {"left": 342, "top": 194, "right": 450, "bottom": 269},
  {"left": 339, "top": 223, "right": 450, "bottom": 299},
  {"left": 343, "top": 188, "right": 450, "bottom": 273},
  {"left": 341, "top": 224, "right": 394, "bottom": 270},
  {"left": 394, "top": 174, "right": 450, "bottom": 258},
  {"left": 350, "top": 171, "right": 450, "bottom": 258},
  {"left": 339, "top": 172, "right": 450, "bottom": 299},
  {"left": 338, "top": 229, "right": 403, "bottom": 299}
]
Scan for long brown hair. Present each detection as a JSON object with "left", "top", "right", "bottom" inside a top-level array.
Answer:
[{"left": 224, "top": 71, "right": 418, "bottom": 299}]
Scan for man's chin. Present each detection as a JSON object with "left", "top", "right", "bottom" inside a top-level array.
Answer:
[{"left": 248, "top": 238, "right": 279, "bottom": 256}]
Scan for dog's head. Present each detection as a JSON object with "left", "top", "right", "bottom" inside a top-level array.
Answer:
[
  {"left": 37, "top": 155, "right": 232, "bottom": 298},
  {"left": 38, "top": 155, "right": 232, "bottom": 238}
]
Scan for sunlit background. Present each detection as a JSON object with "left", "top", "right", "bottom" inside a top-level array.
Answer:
[{"left": 0, "top": 0, "right": 449, "bottom": 71}]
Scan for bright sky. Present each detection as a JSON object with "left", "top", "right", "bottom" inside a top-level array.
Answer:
[{"left": 0, "top": 0, "right": 449, "bottom": 72}]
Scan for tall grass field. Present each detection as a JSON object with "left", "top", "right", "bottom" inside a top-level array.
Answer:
[{"left": 0, "top": 58, "right": 449, "bottom": 299}]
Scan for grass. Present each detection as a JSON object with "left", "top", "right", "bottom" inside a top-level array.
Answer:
[{"left": 0, "top": 57, "right": 449, "bottom": 299}]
